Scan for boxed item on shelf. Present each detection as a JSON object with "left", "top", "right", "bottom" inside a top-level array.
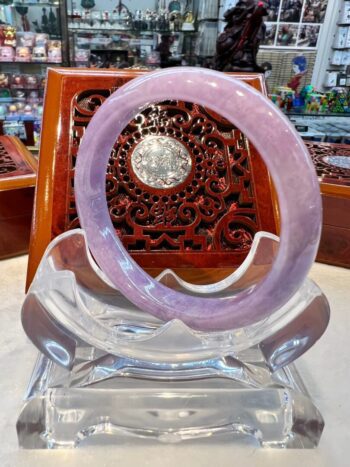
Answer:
[
  {"left": 32, "top": 46, "right": 47, "bottom": 63},
  {"left": 334, "top": 26, "right": 348, "bottom": 48},
  {"left": 2, "top": 25, "right": 16, "bottom": 47},
  {"left": 35, "top": 34, "right": 49, "bottom": 47},
  {"left": 15, "top": 47, "right": 32, "bottom": 62},
  {"left": 16, "top": 32, "right": 35, "bottom": 48},
  {"left": 48, "top": 40, "right": 62, "bottom": 63},
  {"left": 340, "top": 2, "right": 350, "bottom": 24},
  {"left": 0, "top": 46, "right": 14, "bottom": 61},
  {"left": 2, "top": 120, "right": 26, "bottom": 139},
  {"left": 0, "top": 73, "right": 10, "bottom": 88},
  {"left": 331, "top": 50, "right": 343, "bottom": 65},
  {"left": 74, "top": 48, "right": 90, "bottom": 63},
  {"left": 325, "top": 71, "right": 338, "bottom": 88},
  {"left": 346, "top": 27, "right": 350, "bottom": 48}
]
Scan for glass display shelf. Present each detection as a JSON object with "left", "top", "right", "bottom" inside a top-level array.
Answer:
[
  {"left": 0, "top": 0, "right": 67, "bottom": 144},
  {"left": 69, "top": 28, "right": 197, "bottom": 34},
  {"left": 0, "top": 61, "right": 62, "bottom": 65},
  {"left": 9, "top": 2, "right": 60, "bottom": 6},
  {"left": 285, "top": 110, "right": 350, "bottom": 118}
]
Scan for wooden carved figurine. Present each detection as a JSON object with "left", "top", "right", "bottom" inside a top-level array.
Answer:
[{"left": 214, "top": 0, "right": 268, "bottom": 73}]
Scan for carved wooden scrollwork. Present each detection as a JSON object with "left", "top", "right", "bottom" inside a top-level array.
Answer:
[
  {"left": 306, "top": 141, "right": 350, "bottom": 186},
  {"left": 0, "top": 137, "right": 35, "bottom": 179},
  {"left": 0, "top": 141, "right": 18, "bottom": 176},
  {"left": 68, "top": 90, "right": 262, "bottom": 260}
]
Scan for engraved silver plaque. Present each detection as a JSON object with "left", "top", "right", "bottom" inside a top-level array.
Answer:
[
  {"left": 323, "top": 155, "right": 350, "bottom": 170},
  {"left": 131, "top": 136, "right": 192, "bottom": 189}
]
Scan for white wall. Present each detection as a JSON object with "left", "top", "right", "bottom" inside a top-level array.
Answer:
[{"left": 312, "top": 0, "right": 342, "bottom": 89}]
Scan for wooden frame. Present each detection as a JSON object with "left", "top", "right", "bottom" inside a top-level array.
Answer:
[{"left": 26, "top": 68, "right": 279, "bottom": 289}]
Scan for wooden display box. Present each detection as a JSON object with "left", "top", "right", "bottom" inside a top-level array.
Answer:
[
  {"left": 0, "top": 136, "right": 37, "bottom": 259},
  {"left": 306, "top": 141, "right": 350, "bottom": 268},
  {"left": 25, "top": 69, "right": 279, "bottom": 288}
]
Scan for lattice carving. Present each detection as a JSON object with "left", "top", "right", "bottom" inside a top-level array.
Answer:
[
  {"left": 306, "top": 141, "right": 350, "bottom": 186},
  {"left": 0, "top": 141, "right": 18, "bottom": 176},
  {"left": 67, "top": 89, "right": 263, "bottom": 256}
]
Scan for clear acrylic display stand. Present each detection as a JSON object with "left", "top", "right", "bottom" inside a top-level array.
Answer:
[{"left": 17, "top": 229, "right": 329, "bottom": 449}]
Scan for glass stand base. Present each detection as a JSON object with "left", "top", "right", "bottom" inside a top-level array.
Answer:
[{"left": 17, "top": 349, "right": 324, "bottom": 449}]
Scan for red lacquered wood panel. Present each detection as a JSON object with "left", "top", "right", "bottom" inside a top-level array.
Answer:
[
  {"left": 306, "top": 141, "right": 350, "bottom": 268},
  {"left": 26, "top": 68, "right": 279, "bottom": 289},
  {"left": 0, "top": 135, "right": 37, "bottom": 259}
]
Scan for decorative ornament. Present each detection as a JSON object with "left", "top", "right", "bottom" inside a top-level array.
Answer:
[
  {"left": 75, "top": 67, "right": 322, "bottom": 332},
  {"left": 214, "top": 0, "right": 268, "bottom": 72}
]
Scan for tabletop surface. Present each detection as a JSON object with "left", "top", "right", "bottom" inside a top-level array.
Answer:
[{"left": 0, "top": 255, "right": 349, "bottom": 467}]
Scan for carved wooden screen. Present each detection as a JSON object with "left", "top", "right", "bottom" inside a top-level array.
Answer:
[
  {"left": 27, "top": 69, "right": 278, "bottom": 288},
  {"left": 0, "top": 136, "right": 36, "bottom": 186},
  {"left": 306, "top": 141, "right": 350, "bottom": 186}
]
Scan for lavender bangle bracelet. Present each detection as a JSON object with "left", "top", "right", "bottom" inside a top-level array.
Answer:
[{"left": 75, "top": 67, "right": 322, "bottom": 332}]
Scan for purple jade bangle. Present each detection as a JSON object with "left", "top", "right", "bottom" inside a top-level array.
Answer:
[{"left": 75, "top": 67, "right": 322, "bottom": 332}]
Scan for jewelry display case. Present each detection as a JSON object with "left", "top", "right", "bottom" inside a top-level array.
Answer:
[
  {"left": 67, "top": 0, "right": 198, "bottom": 68},
  {"left": 0, "top": 0, "right": 69, "bottom": 146}
]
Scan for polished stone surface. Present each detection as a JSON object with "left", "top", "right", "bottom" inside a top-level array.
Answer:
[
  {"left": 0, "top": 255, "right": 349, "bottom": 465},
  {"left": 75, "top": 68, "right": 322, "bottom": 331}
]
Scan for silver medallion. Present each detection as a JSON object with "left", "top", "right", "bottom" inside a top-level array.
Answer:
[
  {"left": 130, "top": 136, "right": 192, "bottom": 189},
  {"left": 322, "top": 155, "right": 350, "bottom": 170}
]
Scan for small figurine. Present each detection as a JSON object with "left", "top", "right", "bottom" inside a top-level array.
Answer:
[
  {"left": 25, "top": 75, "right": 39, "bottom": 88},
  {"left": 75, "top": 48, "right": 90, "bottom": 63},
  {"left": 3, "top": 26, "right": 16, "bottom": 47},
  {"left": 33, "top": 46, "right": 47, "bottom": 62},
  {"left": 48, "top": 7, "right": 59, "bottom": 35},
  {"left": 261, "top": 61, "right": 272, "bottom": 93},
  {"left": 261, "top": 61, "right": 272, "bottom": 79},
  {"left": 16, "top": 102, "right": 25, "bottom": 113},
  {"left": 168, "top": 1, "right": 182, "bottom": 13},
  {"left": 214, "top": 0, "right": 268, "bottom": 72},
  {"left": 15, "top": 47, "right": 32, "bottom": 62},
  {"left": 12, "top": 74, "right": 25, "bottom": 87},
  {"left": 156, "top": 34, "right": 174, "bottom": 67},
  {"left": 35, "top": 33, "right": 49, "bottom": 46},
  {"left": 41, "top": 8, "right": 49, "bottom": 33},
  {"left": 48, "top": 40, "right": 62, "bottom": 63},
  {"left": 0, "top": 46, "right": 15, "bottom": 62},
  {"left": 24, "top": 104, "right": 33, "bottom": 115},
  {"left": 182, "top": 10, "right": 195, "bottom": 31},
  {"left": 17, "top": 32, "right": 35, "bottom": 48},
  {"left": 13, "top": 90, "right": 26, "bottom": 99},
  {"left": 287, "top": 55, "right": 307, "bottom": 94},
  {"left": 81, "top": 0, "right": 95, "bottom": 8},
  {"left": 8, "top": 104, "right": 18, "bottom": 116},
  {"left": 0, "top": 73, "right": 9, "bottom": 87},
  {"left": 15, "top": 6, "right": 30, "bottom": 31},
  {"left": 169, "top": 11, "right": 181, "bottom": 31}
]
